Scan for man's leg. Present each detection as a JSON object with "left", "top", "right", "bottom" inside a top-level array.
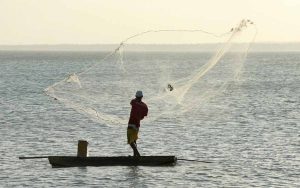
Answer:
[{"left": 130, "top": 142, "right": 140, "bottom": 157}]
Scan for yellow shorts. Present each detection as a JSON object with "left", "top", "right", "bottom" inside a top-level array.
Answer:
[{"left": 127, "top": 128, "right": 138, "bottom": 144}]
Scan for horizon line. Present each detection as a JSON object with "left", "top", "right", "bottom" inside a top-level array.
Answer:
[{"left": 1, "top": 42, "right": 300, "bottom": 46}]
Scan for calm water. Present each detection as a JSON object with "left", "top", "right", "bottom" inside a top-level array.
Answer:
[{"left": 0, "top": 51, "right": 299, "bottom": 187}]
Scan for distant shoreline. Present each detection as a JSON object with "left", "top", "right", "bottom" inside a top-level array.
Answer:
[{"left": 0, "top": 43, "right": 300, "bottom": 52}]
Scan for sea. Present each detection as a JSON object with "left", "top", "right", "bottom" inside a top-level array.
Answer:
[{"left": 0, "top": 51, "right": 299, "bottom": 187}]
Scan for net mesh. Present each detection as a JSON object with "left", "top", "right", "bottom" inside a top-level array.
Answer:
[{"left": 45, "top": 19, "right": 256, "bottom": 126}]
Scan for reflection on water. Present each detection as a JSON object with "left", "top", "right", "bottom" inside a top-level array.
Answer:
[{"left": 126, "top": 166, "right": 143, "bottom": 187}]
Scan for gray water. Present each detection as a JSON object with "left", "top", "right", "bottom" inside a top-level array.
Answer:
[{"left": 0, "top": 51, "right": 299, "bottom": 187}]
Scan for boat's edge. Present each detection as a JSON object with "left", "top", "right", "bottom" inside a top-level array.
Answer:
[{"left": 48, "top": 156, "right": 177, "bottom": 168}]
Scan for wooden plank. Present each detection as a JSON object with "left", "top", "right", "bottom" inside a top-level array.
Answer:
[{"left": 19, "top": 156, "right": 49, "bottom": 159}]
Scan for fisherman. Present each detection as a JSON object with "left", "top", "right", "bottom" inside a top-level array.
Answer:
[{"left": 127, "top": 90, "right": 148, "bottom": 157}]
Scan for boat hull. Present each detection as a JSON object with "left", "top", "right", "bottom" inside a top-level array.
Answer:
[{"left": 48, "top": 156, "right": 177, "bottom": 167}]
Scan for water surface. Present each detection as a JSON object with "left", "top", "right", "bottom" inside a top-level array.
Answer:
[{"left": 0, "top": 51, "right": 299, "bottom": 187}]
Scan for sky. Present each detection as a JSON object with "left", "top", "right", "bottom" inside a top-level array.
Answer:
[{"left": 0, "top": 0, "right": 300, "bottom": 44}]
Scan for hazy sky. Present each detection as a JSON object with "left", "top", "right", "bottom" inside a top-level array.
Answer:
[{"left": 1, "top": 0, "right": 300, "bottom": 44}]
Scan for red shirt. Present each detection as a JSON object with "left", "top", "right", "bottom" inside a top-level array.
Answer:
[{"left": 128, "top": 99, "right": 148, "bottom": 128}]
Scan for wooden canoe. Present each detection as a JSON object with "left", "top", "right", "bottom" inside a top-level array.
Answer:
[{"left": 48, "top": 156, "right": 177, "bottom": 167}]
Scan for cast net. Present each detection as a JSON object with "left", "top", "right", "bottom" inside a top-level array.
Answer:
[{"left": 45, "top": 19, "right": 256, "bottom": 126}]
